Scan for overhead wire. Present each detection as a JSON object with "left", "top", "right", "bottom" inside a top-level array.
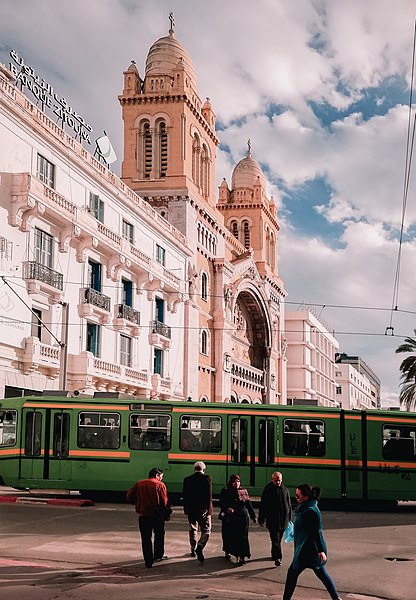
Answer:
[{"left": 387, "top": 17, "right": 416, "bottom": 335}]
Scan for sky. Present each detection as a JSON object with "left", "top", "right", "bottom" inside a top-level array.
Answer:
[{"left": 1, "top": 0, "right": 416, "bottom": 407}]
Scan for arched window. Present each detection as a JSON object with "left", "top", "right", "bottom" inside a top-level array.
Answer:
[
  {"left": 231, "top": 221, "right": 238, "bottom": 240},
  {"left": 159, "top": 121, "right": 168, "bottom": 177},
  {"left": 270, "top": 231, "right": 276, "bottom": 269},
  {"left": 201, "top": 272, "right": 208, "bottom": 301},
  {"left": 201, "top": 144, "right": 209, "bottom": 197},
  {"left": 192, "top": 133, "right": 201, "bottom": 187},
  {"left": 243, "top": 220, "right": 250, "bottom": 249},
  {"left": 143, "top": 122, "right": 152, "bottom": 179},
  {"left": 201, "top": 329, "right": 209, "bottom": 355},
  {"left": 265, "top": 226, "right": 270, "bottom": 264}
]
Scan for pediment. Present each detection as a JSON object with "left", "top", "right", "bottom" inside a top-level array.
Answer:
[{"left": 229, "top": 250, "right": 261, "bottom": 284}]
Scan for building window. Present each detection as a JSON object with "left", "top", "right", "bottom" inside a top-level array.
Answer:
[
  {"left": 120, "top": 334, "right": 132, "bottom": 367},
  {"left": 88, "top": 259, "right": 101, "bottom": 291},
  {"left": 31, "top": 309, "right": 42, "bottom": 340},
  {"left": 34, "top": 228, "right": 53, "bottom": 268},
  {"left": 86, "top": 322, "right": 100, "bottom": 357},
  {"left": 201, "top": 329, "right": 209, "bottom": 355},
  {"left": 243, "top": 220, "right": 250, "bottom": 249},
  {"left": 156, "top": 244, "right": 165, "bottom": 266},
  {"left": 122, "top": 278, "right": 133, "bottom": 307},
  {"left": 37, "top": 154, "right": 55, "bottom": 188},
  {"left": 154, "top": 348, "right": 163, "bottom": 375},
  {"left": 144, "top": 122, "right": 152, "bottom": 178},
  {"left": 159, "top": 121, "right": 168, "bottom": 177},
  {"left": 89, "top": 193, "right": 104, "bottom": 223},
  {"left": 231, "top": 221, "right": 238, "bottom": 240},
  {"left": 122, "top": 220, "right": 134, "bottom": 243},
  {"left": 201, "top": 272, "right": 208, "bottom": 301},
  {"left": 336, "top": 386, "right": 342, "bottom": 394},
  {"left": 192, "top": 133, "right": 201, "bottom": 187}
]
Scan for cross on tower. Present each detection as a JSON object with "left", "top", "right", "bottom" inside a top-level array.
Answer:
[{"left": 169, "top": 12, "right": 175, "bottom": 34}]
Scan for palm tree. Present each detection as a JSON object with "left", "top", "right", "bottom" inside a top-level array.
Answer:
[{"left": 395, "top": 337, "right": 416, "bottom": 411}]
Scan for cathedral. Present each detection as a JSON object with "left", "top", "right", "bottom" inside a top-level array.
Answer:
[{"left": 119, "top": 23, "right": 287, "bottom": 404}]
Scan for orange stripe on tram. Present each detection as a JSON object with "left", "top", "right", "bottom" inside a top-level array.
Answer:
[
  {"left": 24, "top": 402, "right": 129, "bottom": 411},
  {"left": 168, "top": 453, "right": 228, "bottom": 461},
  {"left": 69, "top": 450, "right": 130, "bottom": 458},
  {"left": 0, "top": 448, "right": 19, "bottom": 456},
  {"left": 275, "top": 457, "right": 340, "bottom": 466}
]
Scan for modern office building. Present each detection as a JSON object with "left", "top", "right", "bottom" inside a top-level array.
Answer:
[{"left": 335, "top": 353, "right": 380, "bottom": 409}]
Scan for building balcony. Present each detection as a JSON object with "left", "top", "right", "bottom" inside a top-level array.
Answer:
[
  {"left": 113, "top": 303, "right": 141, "bottom": 336},
  {"left": 78, "top": 287, "right": 111, "bottom": 323},
  {"left": 67, "top": 351, "right": 151, "bottom": 396},
  {"left": 230, "top": 359, "right": 265, "bottom": 394},
  {"left": 23, "top": 260, "right": 64, "bottom": 301},
  {"left": 149, "top": 320, "right": 172, "bottom": 349},
  {"left": 151, "top": 373, "right": 172, "bottom": 400},
  {"left": 21, "top": 336, "right": 60, "bottom": 377}
]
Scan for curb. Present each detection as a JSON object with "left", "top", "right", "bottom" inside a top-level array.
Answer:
[{"left": 0, "top": 495, "right": 94, "bottom": 506}]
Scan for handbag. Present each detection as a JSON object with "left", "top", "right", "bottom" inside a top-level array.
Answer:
[{"left": 284, "top": 520, "right": 294, "bottom": 543}]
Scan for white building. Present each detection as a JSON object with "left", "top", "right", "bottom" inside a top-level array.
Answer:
[
  {"left": 335, "top": 353, "right": 379, "bottom": 410},
  {"left": 285, "top": 308, "right": 339, "bottom": 407},
  {"left": 0, "top": 62, "right": 189, "bottom": 399}
]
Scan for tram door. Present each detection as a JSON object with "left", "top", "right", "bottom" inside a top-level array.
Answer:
[
  {"left": 227, "top": 415, "right": 277, "bottom": 492},
  {"left": 20, "top": 408, "right": 72, "bottom": 481}
]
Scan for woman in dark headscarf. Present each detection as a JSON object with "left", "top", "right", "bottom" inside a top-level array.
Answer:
[{"left": 218, "top": 474, "right": 256, "bottom": 565}]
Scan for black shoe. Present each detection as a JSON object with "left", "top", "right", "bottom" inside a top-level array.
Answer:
[
  {"left": 145, "top": 562, "right": 153, "bottom": 568},
  {"left": 224, "top": 553, "right": 231, "bottom": 560},
  {"left": 238, "top": 557, "right": 246, "bottom": 565},
  {"left": 196, "top": 546, "right": 204, "bottom": 563},
  {"left": 190, "top": 549, "right": 196, "bottom": 557},
  {"left": 274, "top": 559, "right": 282, "bottom": 566},
  {"left": 154, "top": 556, "right": 168, "bottom": 562}
]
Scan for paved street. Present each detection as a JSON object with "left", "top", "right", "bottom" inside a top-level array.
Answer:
[{"left": 0, "top": 490, "right": 415, "bottom": 600}]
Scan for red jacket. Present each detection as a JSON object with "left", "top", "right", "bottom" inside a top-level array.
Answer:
[{"left": 126, "top": 477, "right": 169, "bottom": 517}]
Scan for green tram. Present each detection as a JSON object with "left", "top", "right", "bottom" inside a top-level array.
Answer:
[{"left": 0, "top": 395, "right": 415, "bottom": 502}]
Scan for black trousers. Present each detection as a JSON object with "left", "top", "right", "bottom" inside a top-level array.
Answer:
[
  {"left": 268, "top": 526, "right": 284, "bottom": 560},
  {"left": 138, "top": 516, "right": 165, "bottom": 567}
]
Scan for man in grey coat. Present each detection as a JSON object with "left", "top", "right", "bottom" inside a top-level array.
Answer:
[
  {"left": 258, "top": 471, "right": 292, "bottom": 566},
  {"left": 182, "top": 461, "right": 212, "bottom": 563}
]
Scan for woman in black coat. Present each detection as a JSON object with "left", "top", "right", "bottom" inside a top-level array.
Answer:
[{"left": 218, "top": 474, "right": 256, "bottom": 565}]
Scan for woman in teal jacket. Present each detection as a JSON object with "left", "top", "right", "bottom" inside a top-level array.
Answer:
[{"left": 283, "top": 484, "right": 342, "bottom": 600}]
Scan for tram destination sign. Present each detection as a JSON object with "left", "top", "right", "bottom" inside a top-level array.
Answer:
[{"left": 9, "top": 50, "right": 93, "bottom": 144}]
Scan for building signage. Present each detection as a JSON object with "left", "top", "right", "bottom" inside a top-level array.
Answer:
[{"left": 9, "top": 50, "right": 93, "bottom": 144}]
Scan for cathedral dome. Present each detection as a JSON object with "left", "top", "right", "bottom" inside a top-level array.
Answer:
[
  {"left": 231, "top": 150, "right": 266, "bottom": 190},
  {"left": 145, "top": 32, "right": 198, "bottom": 87}
]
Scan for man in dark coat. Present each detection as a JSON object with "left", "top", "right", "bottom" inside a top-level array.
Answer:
[
  {"left": 258, "top": 471, "right": 292, "bottom": 566},
  {"left": 182, "top": 461, "right": 212, "bottom": 563}
]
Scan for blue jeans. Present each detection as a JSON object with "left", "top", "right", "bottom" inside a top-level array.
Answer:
[{"left": 283, "top": 564, "right": 339, "bottom": 600}]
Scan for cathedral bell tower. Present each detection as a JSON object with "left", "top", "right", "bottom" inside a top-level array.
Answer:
[{"left": 118, "top": 22, "right": 219, "bottom": 215}]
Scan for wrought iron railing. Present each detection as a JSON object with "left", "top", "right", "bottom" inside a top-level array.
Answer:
[
  {"left": 117, "top": 304, "right": 140, "bottom": 325},
  {"left": 23, "top": 261, "right": 63, "bottom": 290},
  {"left": 84, "top": 287, "right": 111, "bottom": 312},
  {"left": 151, "top": 319, "right": 171, "bottom": 339}
]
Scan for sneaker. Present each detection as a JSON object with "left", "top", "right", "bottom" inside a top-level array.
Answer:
[
  {"left": 154, "top": 556, "right": 168, "bottom": 562},
  {"left": 190, "top": 549, "right": 196, "bottom": 557},
  {"left": 274, "top": 559, "right": 282, "bottom": 566},
  {"left": 196, "top": 546, "right": 204, "bottom": 563}
]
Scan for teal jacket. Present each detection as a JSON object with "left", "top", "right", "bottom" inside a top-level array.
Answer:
[{"left": 291, "top": 498, "right": 327, "bottom": 570}]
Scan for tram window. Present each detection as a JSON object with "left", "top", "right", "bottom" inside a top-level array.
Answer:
[
  {"left": 231, "top": 418, "right": 248, "bottom": 463},
  {"left": 77, "top": 411, "right": 120, "bottom": 449},
  {"left": 24, "top": 411, "right": 42, "bottom": 456},
  {"left": 180, "top": 415, "right": 221, "bottom": 452},
  {"left": 382, "top": 425, "right": 416, "bottom": 461},
  {"left": 259, "top": 419, "right": 275, "bottom": 464},
  {"left": 0, "top": 410, "right": 17, "bottom": 446},
  {"left": 283, "top": 419, "right": 325, "bottom": 457},
  {"left": 129, "top": 413, "right": 171, "bottom": 450},
  {"left": 53, "top": 413, "right": 70, "bottom": 458}
]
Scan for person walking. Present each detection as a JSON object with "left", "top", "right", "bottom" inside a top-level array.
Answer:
[
  {"left": 283, "top": 484, "right": 342, "bottom": 600},
  {"left": 126, "top": 467, "right": 171, "bottom": 569},
  {"left": 258, "top": 471, "right": 292, "bottom": 566},
  {"left": 218, "top": 474, "right": 256, "bottom": 565},
  {"left": 182, "top": 461, "right": 213, "bottom": 563}
]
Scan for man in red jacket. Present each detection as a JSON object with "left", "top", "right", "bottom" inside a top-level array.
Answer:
[{"left": 126, "top": 467, "right": 171, "bottom": 568}]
